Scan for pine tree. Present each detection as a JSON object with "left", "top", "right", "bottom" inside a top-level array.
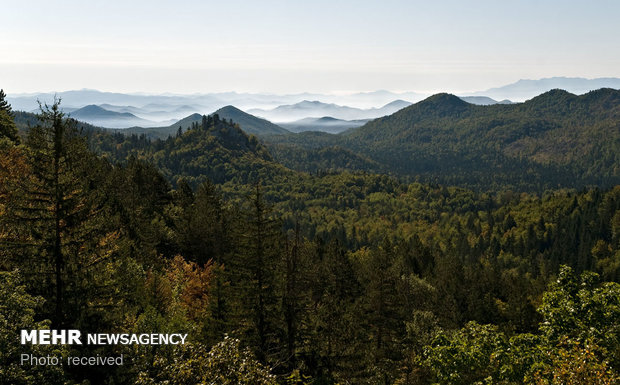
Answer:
[
  {"left": 303, "top": 240, "right": 364, "bottom": 383},
  {"left": 173, "top": 179, "right": 235, "bottom": 343},
  {"left": 235, "top": 183, "right": 282, "bottom": 363},
  {"left": 0, "top": 89, "right": 11, "bottom": 114},
  {"left": 0, "top": 89, "right": 18, "bottom": 144},
  {"left": 2, "top": 99, "right": 113, "bottom": 327},
  {"left": 361, "top": 238, "right": 406, "bottom": 384},
  {"left": 281, "top": 222, "right": 313, "bottom": 372}
]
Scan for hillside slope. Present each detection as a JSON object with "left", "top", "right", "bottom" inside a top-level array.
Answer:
[
  {"left": 121, "top": 107, "right": 289, "bottom": 139},
  {"left": 214, "top": 105, "right": 289, "bottom": 135},
  {"left": 340, "top": 89, "right": 619, "bottom": 189}
]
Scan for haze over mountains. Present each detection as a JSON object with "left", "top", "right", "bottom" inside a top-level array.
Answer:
[
  {"left": 280, "top": 117, "right": 370, "bottom": 134},
  {"left": 6, "top": 77, "right": 620, "bottom": 132},
  {"left": 69, "top": 105, "right": 172, "bottom": 128},
  {"left": 466, "top": 77, "right": 620, "bottom": 101},
  {"left": 265, "top": 88, "right": 620, "bottom": 190},
  {"left": 10, "top": 85, "right": 620, "bottom": 191},
  {"left": 247, "top": 99, "right": 412, "bottom": 122}
]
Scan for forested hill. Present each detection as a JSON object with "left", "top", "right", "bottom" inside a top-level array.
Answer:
[
  {"left": 94, "top": 88, "right": 620, "bottom": 193},
  {"left": 121, "top": 106, "right": 290, "bottom": 139},
  {"left": 214, "top": 105, "right": 290, "bottom": 135},
  {"left": 2, "top": 92, "right": 620, "bottom": 384},
  {"left": 307, "top": 88, "right": 619, "bottom": 190},
  {"left": 90, "top": 113, "right": 291, "bottom": 187},
  {"left": 14, "top": 88, "right": 620, "bottom": 192}
]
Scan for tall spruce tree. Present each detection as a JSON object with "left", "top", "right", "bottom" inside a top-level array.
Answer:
[
  {"left": 235, "top": 183, "right": 282, "bottom": 363},
  {"left": 0, "top": 89, "right": 18, "bottom": 144},
  {"left": 3, "top": 99, "right": 112, "bottom": 327},
  {"left": 172, "top": 179, "right": 234, "bottom": 343}
]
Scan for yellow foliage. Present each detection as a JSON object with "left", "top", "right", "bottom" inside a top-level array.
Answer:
[
  {"left": 532, "top": 340, "right": 619, "bottom": 385},
  {"left": 165, "top": 255, "right": 214, "bottom": 320}
]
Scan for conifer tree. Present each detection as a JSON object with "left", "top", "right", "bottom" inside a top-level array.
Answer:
[
  {"left": 0, "top": 89, "right": 10, "bottom": 113},
  {"left": 2, "top": 99, "right": 113, "bottom": 327},
  {"left": 0, "top": 89, "right": 18, "bottom": 144},
  {"left": 236, "top": 183, "right": 282, "bottom": 363}
]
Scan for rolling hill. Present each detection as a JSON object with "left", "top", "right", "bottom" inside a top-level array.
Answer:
[
  {"left": 339, "top": 89, "right": 620, "bottom": 189},
  {"left": 16, "top": 88, "right": 619, "bottom": 192},
  {"left": 470, "top": 77, "right": 620, "bottom": 102},
  {"left": 89, "top": 113, "right": 291, "bottom": 187},
  {"left": 263, "top": 88, "right": 620, "bottom": 191},
  {"left": 119, "top": 106, "right": 289, "bottom": 139},
  {"left": 214, "top": 105, "right": 289, "bottom": 135}
]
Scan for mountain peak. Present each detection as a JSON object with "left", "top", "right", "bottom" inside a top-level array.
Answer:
[
  {"left": 76, "top": 104, "right": 106, "bottom": 112},
  {"left": 382, "top": 99, "right": 412, "bottom": 108},
  {"left": 422, "top": 93, "right": 468, "bottom": 104},
  {"left": 296, "top": 100, "right": 334, "bottom": 108},
  {"left": 413, "top": 93, "right": 471, "bottom": 117},
  {"left": 524, "top": 89, "right": 578, "bottom": 108},
  {"left": 214, "top": 105, "right": 289, "bottom": 135},
  {"left": 71, "top": 104, "right": 138, "bottom": 119},
  {"left": 217, "top": 105, "right": 243, "bottom": 113}
]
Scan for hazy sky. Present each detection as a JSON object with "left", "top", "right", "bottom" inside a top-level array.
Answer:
[{"left": 2, "top": 0, "right": 619, "bottom": 94}]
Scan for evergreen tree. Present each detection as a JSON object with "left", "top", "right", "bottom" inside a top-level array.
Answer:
[
  {"left": 235, "top": 184, "right": 282, "bottom": 363},
  {"left": 2, "top": 99, "right": 113, "bottom": 327},
  {"left": 281, "top": 223, "right": 314, "bottom": 373},
  {"left": 303, "top": 240, "right": 364, "bottom": 383},
  {"left": 360, "top": 239, "right": 406, "bottom": 384},
  {"left": 173, "top": 179, "right": 235, "bottom": 343},
  {"left": 0, "top": 89, "right": 18, "bottom": 144},
  {"left": 0, "top": 89, "right": 11, "bottom": 113}
]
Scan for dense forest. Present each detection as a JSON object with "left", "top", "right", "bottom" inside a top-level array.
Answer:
[
  {"left": 267, "top": 89, "right": 620, "bottom": 191},
  {"left": 1, "top": 89, "right": 620, "bottom": 384}
]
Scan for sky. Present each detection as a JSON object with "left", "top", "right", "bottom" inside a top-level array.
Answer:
[{"left": 2, "top": 0, "right": 620, "bottom": 95}]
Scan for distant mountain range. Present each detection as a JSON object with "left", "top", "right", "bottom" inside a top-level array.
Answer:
[
  {"left": 338, "top": 88, "right": 620, "bottom": 188},
  {"left": 69, "top": 105, "right": 170, "bottom": 128},
  {"left": 99, "top": 103, "right": 198, "bottom": 121},
  {"left": 28, "top": 98, "right": 413, "bottom": 132},
  {"left": 261, "top": 87, "right": 619, "bottom": 190},
  {"left": 6, "top": 90, "right": 420, "bottom": 129},
  {"left": 121, "top": 105, "right": 289, "bottom": 139},
  {"left": 280, "top": 117, "right": 369, "bottom": 134},
  {"left": 7, "top": 77, "right": 620, "bottom": 131},
  {"left": 458, "top": 96, "right": 513, "bottom": 105},
  {"left": 469, "top": 77, "right": 620, "bottom": 101},
  {"left": 248, "top": 100, "right": 412, "bottom": 122},
  {"left": 12, "top": 86, "right": 619, "bottom": 191}
]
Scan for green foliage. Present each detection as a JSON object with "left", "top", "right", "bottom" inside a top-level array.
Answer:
[
  {"left": 233, "top": 184, "right": 283, "bottom": 363},
  {"left": 423, "top": 322, "right": 508, "bottom": 385},
  {"left": 0, "top": 270, "right": 69, "bottom": 385},
  {"left": 135, "top": 337, "right": 277, "bottom": 385},
  {"left": 268, "top": 144, "right": 381, "bottom": 174},
  {"left": 266, "top": 89, "right": 620, "bottom": 191},
  {"left": 532, "top": 338, "right": 618, "bottom": 385},
  {"left": 420, "top": 267, "right": 620, "bottom": 384},
  {"left": 1, "top": 99, "right": 118, "bottom": 327},
  {"left": 88, "top": 113, "right": 283, "bottom": 188},
  {"left": 538, "top": 266, "right": 620, "bottom": 369},
  {"left": 2, "top": 90, "right": 620, "bottom": 384},
  {"left": 0, "top": 89, "right": 19, "bottom": 145}
]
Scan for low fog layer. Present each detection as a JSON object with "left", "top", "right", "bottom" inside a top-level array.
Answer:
[{"left": 6, "top": 77, "right": 620, "bottom": 129}]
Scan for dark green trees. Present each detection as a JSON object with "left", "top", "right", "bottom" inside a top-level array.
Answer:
[
  {"left": 0, "top": 89, "right": 18, "bottom": 144},
  {"left": 236, "top": 184, "right": 282, "bottom": 363},
  {"left": 4, "top": 99, "right": 112, "bottom": 327}
]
